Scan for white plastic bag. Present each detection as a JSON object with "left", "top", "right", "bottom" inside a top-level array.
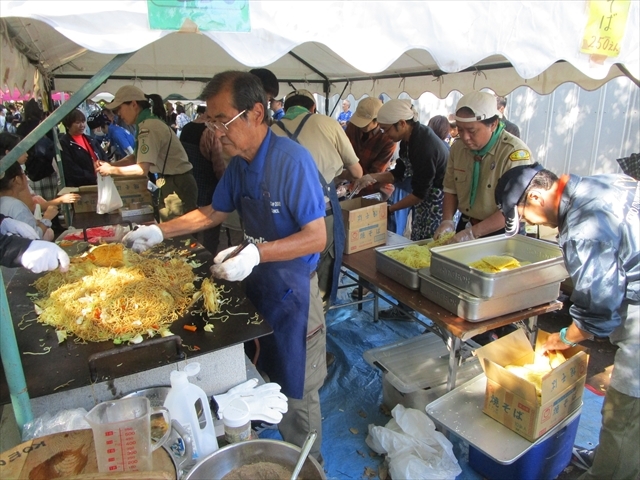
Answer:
[
  {"left": 366, "top": 404, "right": 461, "bottom": 480},
  {"left": 96, "top": 174, "right": 123, "bottom": 214},
  {"left": 21, "top": 408, "right": 90, "bottom": 441}
]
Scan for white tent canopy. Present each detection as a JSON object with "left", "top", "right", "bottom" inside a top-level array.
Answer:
[{"left": 1, "top": 0, "right": 638, "bottom": 101}]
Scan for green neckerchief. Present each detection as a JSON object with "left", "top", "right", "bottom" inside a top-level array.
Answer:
[
  {"left": 469, "top": 122, "right": 505, "bottom": 207},
  {"left": 283, "top": 105, "right": 310, "bottom": 120},
  {"left": 133, "top": 108, "right": 158, "bottom": 154}
]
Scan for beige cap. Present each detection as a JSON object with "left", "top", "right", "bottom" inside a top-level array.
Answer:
[
  {"left": 455, "top": 91, "right": 501, "bottom": 123},
  {"left": 349, "top": 97, "right": 383, "bottom": 128},
  {"left": 104, "top": 85, "right": 147, "bottom": 110},
  {"left": 285, "top": 89, "right": 316, "bottom": 105},
  {"left": 377, "top": 99, "right": 418, "bottom": 125}
]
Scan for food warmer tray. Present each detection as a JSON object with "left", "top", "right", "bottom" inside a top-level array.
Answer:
[
  {"left": 429, "top": 236, "right": 568, "bottom": 298},
  {"left": 375, "top": 239, "right": 434, "bottom": 290},
  {"left": 418, "top": 268, "right": 562, "bottom": 322}
]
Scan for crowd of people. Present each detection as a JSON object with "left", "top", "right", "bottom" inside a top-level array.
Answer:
[{"left": 1, "top": 73, "right": 637, "bottom": 479}]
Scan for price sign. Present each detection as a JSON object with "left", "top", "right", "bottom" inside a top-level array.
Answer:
[{"left": 581, "top": 0, "right": 631, "bottom": 57}]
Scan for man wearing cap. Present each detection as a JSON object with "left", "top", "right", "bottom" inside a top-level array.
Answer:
[
  {"left": 120, "top": 71, "right": 328, "bottom": 463},
  {"left": 353, "top": 99, "right": 448, "bottom": 241},
  {"left": 345, "top": 97, "right": 396, "bottom": 199},
  {"left": 433, "top": 91, "right": 534, "bottom": 244},
  {"left": 271, "top": 89, "right": 362, "bottom": 310},
  {"left": 495, "top": 163, "right": 639, "bottom": 480},
  {"left": 88, "top": 111, "right": 135, "bottom": 160}
]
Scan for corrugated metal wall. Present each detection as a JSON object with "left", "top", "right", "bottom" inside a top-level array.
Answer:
[{"left": 322, "top": 76, "right": 639, "bottom": 176}]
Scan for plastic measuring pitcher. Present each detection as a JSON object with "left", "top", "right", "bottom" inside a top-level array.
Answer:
[{"left": 85, "top": 396, "right": 171, "bottom": 473}]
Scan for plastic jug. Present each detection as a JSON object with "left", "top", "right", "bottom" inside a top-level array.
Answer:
[
  {"left": 164, "top": 362, "right": 218, "bottom": 459},
  {"left": 85, "top": 396, "right": 171, "bottom": 473}
]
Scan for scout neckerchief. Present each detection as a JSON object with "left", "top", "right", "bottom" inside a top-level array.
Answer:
[
  {"left": 283, "top": 105, "right": 310, "bottom": 120},
  {"left": 469, "top": 122, "right": 505, "bottom": 207},
  {"left": 134, "top": 108, "right": 171, "bottom": 188}
]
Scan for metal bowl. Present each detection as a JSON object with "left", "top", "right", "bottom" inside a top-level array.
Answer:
[
  {"left": 184, "top": 439, "right": 326, "bottom": 480},
  {"left": 122, "top": 386, "right": 171, "bottom": 407}
]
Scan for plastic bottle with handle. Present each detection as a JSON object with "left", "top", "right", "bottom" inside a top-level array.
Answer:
[{"left": 163, "top": 362, "right": 218, "bottom": 459}]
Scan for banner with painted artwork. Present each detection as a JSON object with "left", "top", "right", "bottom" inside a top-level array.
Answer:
[{"left": 147, "top": 0, "right": 250, "bottom": 32}]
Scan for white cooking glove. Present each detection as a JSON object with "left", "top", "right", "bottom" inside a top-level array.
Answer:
[
  {"left": 213, "top": 378, "right": 288, "bottom": 424},
  {"left": 122, "top": 224, "right": 163, "bottom": 253},
  {"left": 21, "top": 241, "right": 70, "bottom": 273},
  {"left": 433, "top": 220, "right": 455, "bottom": 240},
  {"left": 351, "top": 174, "right": 377, "bottom": 197},
  {"left": 0, "top": 217, "right": 39, "bottom": 240},
  {"left": 449, "top": 226, "right": 475, "bottom": 244},
  {"left": 210, "top": 243, "right": 260, "bottom": 282}
]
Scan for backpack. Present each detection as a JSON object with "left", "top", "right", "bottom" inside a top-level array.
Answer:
[{"left": 25, "top": 135, "right": 56, "bottom": 182}]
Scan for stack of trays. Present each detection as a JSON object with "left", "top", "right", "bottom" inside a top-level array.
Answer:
[{"left": 421, "top": 236, "right": 568, "bottom": 322}]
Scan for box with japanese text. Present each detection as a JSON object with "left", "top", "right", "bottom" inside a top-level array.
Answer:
[
  {"left": 59, "top": 176, "right": 152, "bottom": 213},
  {"left": 476, "top": 329, "right": 588, "bottom": 442},
  {"left": 340, "top": 198, "right": 388, "bottom": 253}
]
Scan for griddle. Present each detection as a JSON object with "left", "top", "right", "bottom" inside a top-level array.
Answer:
[{"left": 0, "top": 235, "right": 272, "bottom": 404}]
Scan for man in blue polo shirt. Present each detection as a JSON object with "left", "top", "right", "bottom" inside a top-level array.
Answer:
[
  {"left": 122, "top": 71, "right": 328, "bottom": 463},
  {"left": 88, "top": 111, "right": 135, "bottom": 160}
]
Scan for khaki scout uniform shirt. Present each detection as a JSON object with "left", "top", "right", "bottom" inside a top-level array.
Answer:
[
  {"left": 443, "top": 132, "right": 533, "bottom": 221},
  {"left": 271, "top": 113, "right": 360, "bottom": 184},
  {"left": 136, "top": 118, "right": 192, "bottom": 175}
]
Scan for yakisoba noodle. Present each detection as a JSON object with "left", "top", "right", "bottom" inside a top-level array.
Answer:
[
  {"left": 33, "top": 244, "right": 197, "bottom": 342},
  {"left": 383, "top": 232, "right": 454, "bottom": 268}
]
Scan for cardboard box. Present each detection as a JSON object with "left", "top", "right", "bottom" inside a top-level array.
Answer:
[
  {"left": 476, "top": 329, "right": 588, "bottom": 442},
  {"left": 340, "top": 197, "right": 387, "bottom": 253},
  {"left": 59, "top": 176, "right": 152, "bottom": 213}
]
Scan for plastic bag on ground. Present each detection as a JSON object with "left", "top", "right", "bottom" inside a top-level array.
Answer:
[
  {"left": 96, "top": 174, "right": 123, "bottom": 214},
  {"left": 366, "top": 404, "right": 461, "bottom": 480}
]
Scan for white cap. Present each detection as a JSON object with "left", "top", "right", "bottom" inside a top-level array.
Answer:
[{"left": 222, "top": 398, "right": 251, "bottom": 428}]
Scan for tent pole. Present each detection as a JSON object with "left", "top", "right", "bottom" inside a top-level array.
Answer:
[
  {"left": 0, "top": 52, "right": 134, "bottom": 177},
  {"left": 0, "top": 269, "right": 32, "bottom": 437},
  {"left": 0, "top": 52, "right": 134, "bottom": 435}
]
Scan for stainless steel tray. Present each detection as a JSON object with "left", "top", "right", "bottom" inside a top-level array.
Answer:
[
  {"left": 375, "top": 239, "right": 434, "bottom": 290},
  {"left": 419, "top": 268, "right": 561, "bottom": 322},
  {"left": 429, "top": 236, "right": 568, "bottom": 298}
]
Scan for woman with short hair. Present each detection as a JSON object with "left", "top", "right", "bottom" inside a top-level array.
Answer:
[{"left": 59, "top": 109, "right": 108, "bottom": 187}]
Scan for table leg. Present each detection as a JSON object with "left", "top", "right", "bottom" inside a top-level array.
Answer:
[
  {"left": 372, "top": 285, "right": 379, "bottom": 322},
  {"left": 446, "top": 335, "right": 461, "bottom": 392}
]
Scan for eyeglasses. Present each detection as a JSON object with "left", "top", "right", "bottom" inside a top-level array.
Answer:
[{"left": 205, "top": 109, "right": 247, "bottom": 133}]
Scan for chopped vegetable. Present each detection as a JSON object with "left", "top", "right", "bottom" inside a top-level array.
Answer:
[
  {"left": 56, "top": 330, "right": 68, "bottom": 344},
  {"left": 203, "top": 324, "right": 214, "bottom": 332},
  {"left": 183, "top": 324, "right": 197, "bottom": 332},
  {"left": 129, "top": 334, "right": 143, "bottom": 344}
]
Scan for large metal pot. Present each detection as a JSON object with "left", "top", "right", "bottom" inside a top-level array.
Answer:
[{"left": 184, "top": 439, "right": 326, "bottom": 480}]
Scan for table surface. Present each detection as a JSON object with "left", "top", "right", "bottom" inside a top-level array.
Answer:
[
  {"left": 426, "top": 374, "right": 582, "bottom": 464},
  {"left": 0, "top": 236, "right": 272, "bottom": 404},
  {"left": 341, "top": 234, "right": 563, "bottom": 341}
]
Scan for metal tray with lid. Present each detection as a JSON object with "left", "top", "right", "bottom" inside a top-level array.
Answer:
[
  {"left": 418, "top": 268, "right": 562, "bottom": 322},
  {"left": 375, "top": 239, "right": 434, "bottom": 290},
  {"left": 429, "top": 236, "right": 568, "bottom": 298}
]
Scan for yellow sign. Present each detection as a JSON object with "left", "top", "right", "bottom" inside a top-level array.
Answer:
[{"left": 581, "top": 0, "right": 631, "bottom": 57}]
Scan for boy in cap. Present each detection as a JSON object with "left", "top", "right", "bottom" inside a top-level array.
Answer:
[
  {"left": 345, "top": 97, "right": 396, "bottom": 199},
  {"left": 495, "top": 163, "right": 639, "bottom": 480},
  {"left": 433, "top": 91, "right": 533, "bottom": 244}
]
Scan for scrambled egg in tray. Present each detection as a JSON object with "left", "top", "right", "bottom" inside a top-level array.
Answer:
[{"left": 468, "top": 254, "right": 531, "bottom": 273}]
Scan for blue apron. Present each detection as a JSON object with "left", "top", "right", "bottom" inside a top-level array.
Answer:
[
  {"left": 276, "top": 115, "right": 345, "bottom": 304},
  {"left": 241, "top": 150, "right": 315, "bottom": 400}
]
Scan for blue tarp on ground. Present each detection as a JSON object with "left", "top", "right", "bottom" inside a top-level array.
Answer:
[{"left": 259, "top": 278, "right": 604, "bottom": 479}]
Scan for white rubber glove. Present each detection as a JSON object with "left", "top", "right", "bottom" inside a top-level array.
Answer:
[
  {"left": 21, "top": 241, "right": 70, "bottom": 273},
  {"left": 210, "top": 243, "right": 260, "bottom": 282},
  {"left": 213, "top": 378, "right": 288, "bottom": 424},
  {"left": 351, "top": 174, "right": 377, "bottom": 197},
  {"left": 449, "top": 226, "right": 475, "bottom": 244},
  {"left": 122, "top": 225, "right": 163, "bottom": 253},
  {"left": 433, "top": 220, "right": 455, "bottom": 240},
  {"left": 0, "top": 218, "right": 39, "bottom": 240}
]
